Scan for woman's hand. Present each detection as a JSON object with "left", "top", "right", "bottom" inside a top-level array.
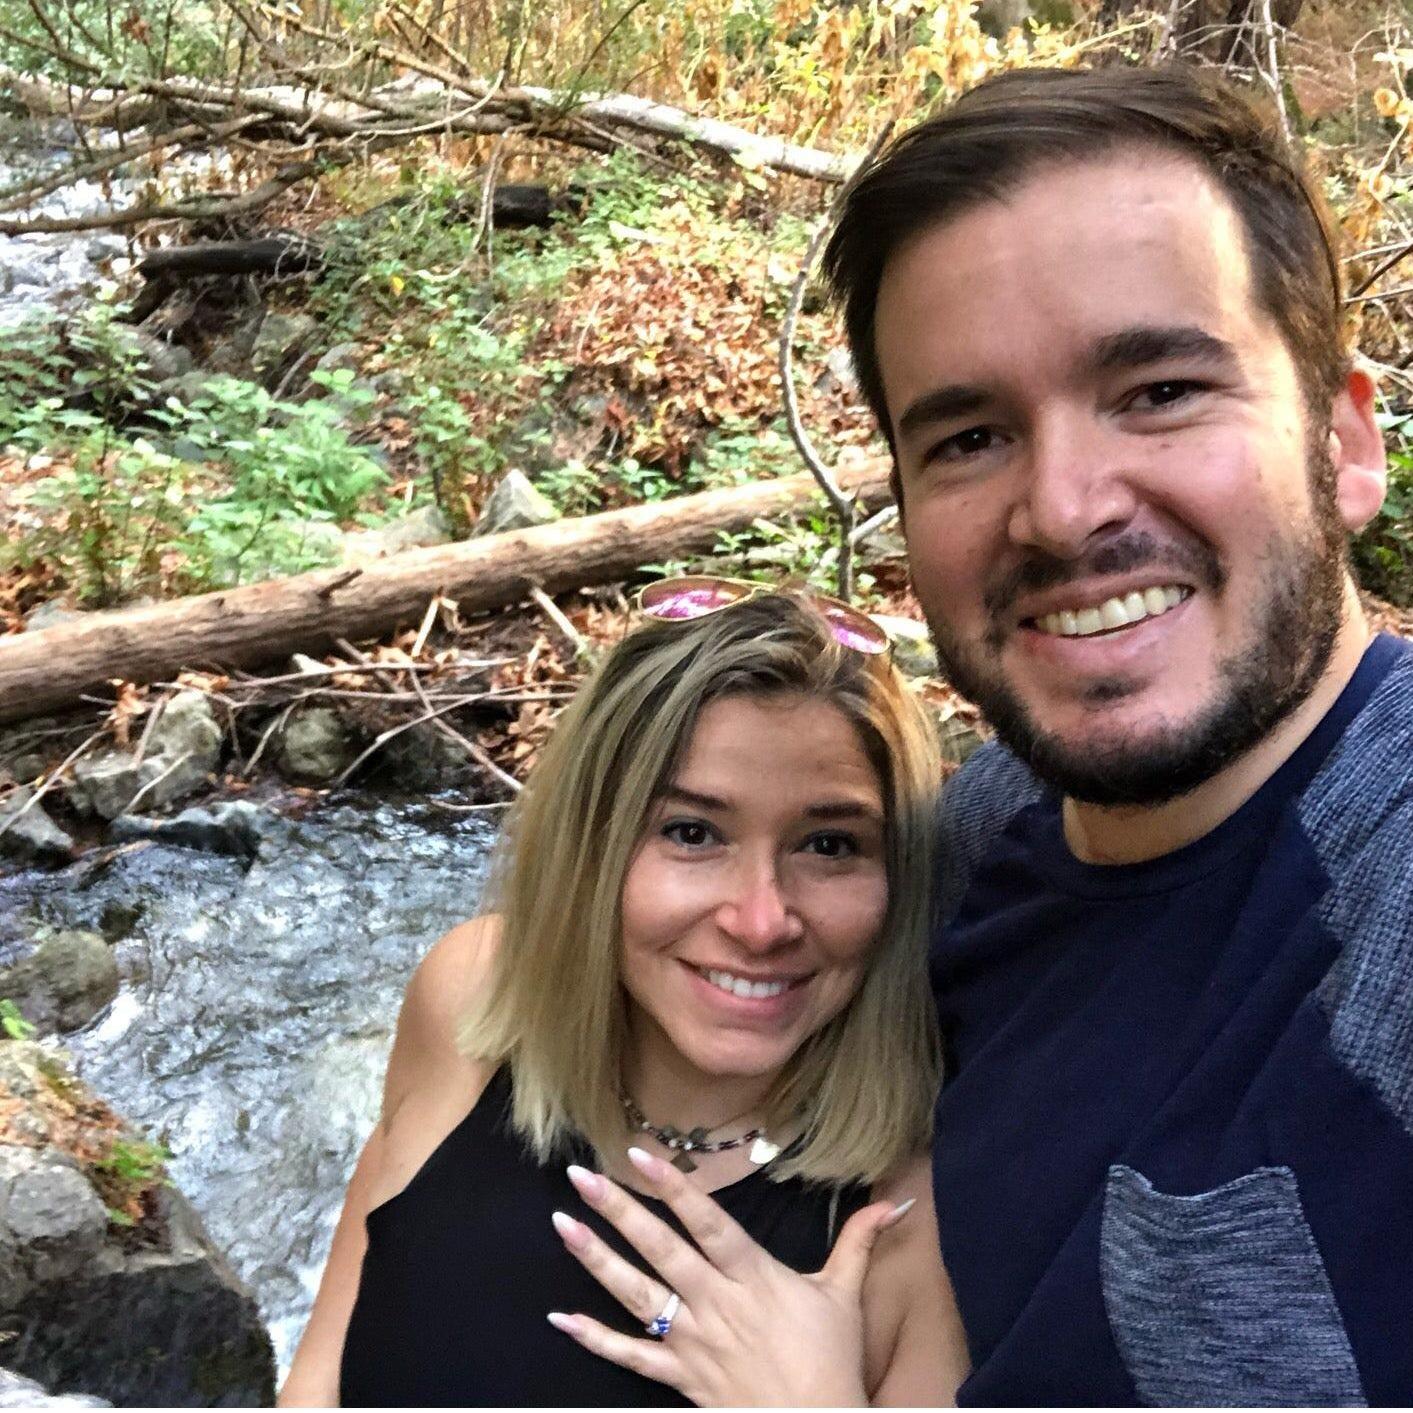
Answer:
[{"left": 546, "top": 1146, "right": 913, "bottom": 1407}]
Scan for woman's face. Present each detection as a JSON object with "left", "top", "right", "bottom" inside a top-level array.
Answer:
[{"left": 618, "top": 693, "right": 890, "bottom": 1087}]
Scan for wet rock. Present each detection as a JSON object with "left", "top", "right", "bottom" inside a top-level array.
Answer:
[
  {"left": 146, "top": 691, "right": 223, "bottom": 779},
  {"left": 0, "top": 1367, "right": 110, "bottom": 1407},
  {"left": 869, "top": 614, "right": 938, "bottom": 679},
  {"left": 472, "top": 468, "right": 560, "bottom": 537},
  {"left": 67, "top": 752, "right": 161, "bottom": 822},
  {"left": 0, "top": 931, "right": 118, "bottom": 1035},
  {"left": 0, "top": 787, "right": 74, "bottom": 867},
  {"left": 110, "top": 801, "right": 267, "bottom": 863},
  {"left": 68, "top": 692, "right": 221, "bottom": 820},
  {"left": 249, "top": 311, "right": 317, "bottom": 385},
  {"left": 277, "top": 706, "right": 357, "bottom": 783},
  {"left": 0, "top": 1047, "right": 276, "bottom": 1406}
]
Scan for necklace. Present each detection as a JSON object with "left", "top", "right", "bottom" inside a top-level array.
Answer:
[{"left": 618, "top": 1092, "right": 781, "bottom": 1173}]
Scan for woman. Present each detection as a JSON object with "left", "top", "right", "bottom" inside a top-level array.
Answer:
[{"left": 279, "top": 581, "right": 969, "bottom": 1406}]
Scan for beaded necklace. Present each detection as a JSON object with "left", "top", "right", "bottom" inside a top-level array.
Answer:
[{"left": 617, "top": 1092, "right": 782, "bottom": 1173}]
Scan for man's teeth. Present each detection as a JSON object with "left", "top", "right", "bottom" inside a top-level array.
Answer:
[
  {"left": 701, "top": 968, "right": 791, "bottom": 1000},
  {"left": 1037, "top": 586, "right": 1187, "bottom": 638}
]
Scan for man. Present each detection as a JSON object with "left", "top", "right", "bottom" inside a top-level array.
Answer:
[
  {"left": 547, "top": 63, "right": 1410, "bottom": 1407},
  {"left": 821, "top": 63, "right": 1410, "bottom": 1403}
]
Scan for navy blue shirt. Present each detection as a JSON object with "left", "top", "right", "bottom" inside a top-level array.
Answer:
[{"left": 931, "top": 635, "right": 1413, "bottom": 1406}]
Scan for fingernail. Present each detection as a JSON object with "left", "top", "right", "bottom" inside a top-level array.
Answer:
[
  {"left": 627, "top": 1146, "right": 667, "bottom": 1180},
  {"left": 881, "top": 1197, "right": 916, "bottom": 1229},
  {"left": 566, "top": 1164, "right": 605, "bottom": 1200},
  {"left": 547, "top": 1312, "right": 579, "bottom": 1335},
  {"left": 551, "top": 1210, "right": 586, "bottom": 1246}
]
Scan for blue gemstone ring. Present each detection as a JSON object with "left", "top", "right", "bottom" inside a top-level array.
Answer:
[{"left": 644, "top": 1291, "right": 681, "bottom": 1338}]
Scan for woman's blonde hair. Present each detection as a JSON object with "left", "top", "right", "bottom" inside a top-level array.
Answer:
[{"left": 459, "top": 592, "right": 941, "bottom": 1186}]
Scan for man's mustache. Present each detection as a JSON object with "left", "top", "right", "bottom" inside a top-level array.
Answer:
[{"left": 982, "top": 532, "right": 1225, "bottom": 623}]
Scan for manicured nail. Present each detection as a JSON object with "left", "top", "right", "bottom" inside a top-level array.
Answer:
[
  {"left": 566, "top": 1164, "right": 605, "bottom": 1200},
  {"left": 881, "top": 1197, "right": 916, "bottom": 1229},
  {"left": 551, "top": 1210, "right": 586, "bottom": 1247},
  {"left": 627, "top": 1146, "right": 668, "bottom": 1180},
  {"left": 547, "top": 1312, "right": 580, "bottom": 1336}
]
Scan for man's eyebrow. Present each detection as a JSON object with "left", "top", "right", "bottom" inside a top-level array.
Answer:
[
  {"left": 1090, "top": 325, "right": 1239, "bottom": 373},
  {"left": 896, "top": 384, "right": 989, "bottom": 442}
]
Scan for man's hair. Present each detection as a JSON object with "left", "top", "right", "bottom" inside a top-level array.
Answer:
[
  {"left": 824, "top": 64, "right": 1348, "bottom": 446},
  {"left": 458, "top": 591, "right": 941, "bottom": 1186}
]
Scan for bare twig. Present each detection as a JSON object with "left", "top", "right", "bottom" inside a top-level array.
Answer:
[
  {"left": 779, "top": 123, "right": 894, "bottom": 601},
  {"left": 1350, "top": 241, "right": 1413, "bottom": 300},
  {"left": 528, "top": 586, "right": 587, "bottom": 657},
  {"left": 122, "top": 750, "right": 196, "bottom": 815},
  {"left": 408, "top": 668, "right": 523, "bottom": 794},
  {"left": 0, "top": 728, "right": 104, "bottom": 839}
]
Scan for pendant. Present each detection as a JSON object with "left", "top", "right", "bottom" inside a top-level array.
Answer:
[
  {"left": 748, "top": 1136, "right": 780, "bottom": 1166},
  {"left": 670, "top": 1149, "right": 698, "bottom": 1174}
]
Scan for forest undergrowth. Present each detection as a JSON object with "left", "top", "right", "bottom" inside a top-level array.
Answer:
[{"left": 1, "top": 0, "right": 1412, "bottom": 787}]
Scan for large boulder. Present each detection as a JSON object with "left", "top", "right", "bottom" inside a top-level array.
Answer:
[
  {"left": 0, "top": 1045, "right": 276, "bottom": 1406},
  {"left": 0, "top": 931, "right": 118, "bottom": 1036}
]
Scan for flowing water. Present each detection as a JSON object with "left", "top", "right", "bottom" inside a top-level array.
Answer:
[
  {"left": 1, "top": 114, "right": 503, "bottom": 1380},
  {"left": 0, "top": 800, "right": 498, "bottom": 1373},
  {"left": 0, "top": 117, "right": 137, "bottom": 327}
]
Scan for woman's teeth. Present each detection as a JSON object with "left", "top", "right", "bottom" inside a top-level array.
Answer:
[
  {"left": 1035, "top": 585, "right": 1188, "bottom": 638},
  {"left": 700, "top": 968, "right": 791, "bottom": 1000}
]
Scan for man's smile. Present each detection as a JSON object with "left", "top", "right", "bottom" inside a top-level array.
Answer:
[{"left": 1024, "top": 584, "right": 1194, "bottom": 638}]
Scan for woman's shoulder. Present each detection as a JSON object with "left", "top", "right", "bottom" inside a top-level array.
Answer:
[{"left": 378, "top": 918, "right": 502, "bottom": 1139}]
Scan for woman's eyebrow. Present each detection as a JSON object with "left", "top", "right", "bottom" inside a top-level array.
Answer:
[
  {"left": 805, "top": 801, "right": 884, "bottom": 821},
  {"left": 660, "top": 785, "right": 731, "bottom": 811}
]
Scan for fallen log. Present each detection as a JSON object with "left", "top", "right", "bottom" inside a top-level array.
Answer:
[
  {"left": 137, "top": 236, "right": 323, "bottom": 280},
  {"left": 0, "top": 464, "right": 892, "bottom": 724}
]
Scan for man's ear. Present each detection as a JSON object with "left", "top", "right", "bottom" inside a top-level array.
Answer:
[{"left": 1329, "top": 366, "right": 1387, "bottom": 533}]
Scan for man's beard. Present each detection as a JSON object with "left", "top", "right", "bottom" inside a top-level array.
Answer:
[{"left": 924, "top": 446, "right": 1350, "bottom": 807}]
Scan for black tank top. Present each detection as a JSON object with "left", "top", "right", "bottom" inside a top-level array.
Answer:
[{"left": 340, "top": 1067, "right": 871, "bottom": 1406}]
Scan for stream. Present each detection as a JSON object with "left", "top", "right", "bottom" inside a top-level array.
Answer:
[
  {"left": 0, "top": 800, "right": 497, "bottom": 1372},
  {"left": 2, "top": 114, "right": 503, "bottom": 1380}
]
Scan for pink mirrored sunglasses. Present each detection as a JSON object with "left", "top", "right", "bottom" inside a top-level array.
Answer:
[{"left": 636, "top": 575, "right": 890, "bottom": 656}]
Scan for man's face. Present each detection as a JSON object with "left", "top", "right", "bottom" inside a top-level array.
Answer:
[{"left": 875, "top": 151, "right": 1370, "bottom": 805}]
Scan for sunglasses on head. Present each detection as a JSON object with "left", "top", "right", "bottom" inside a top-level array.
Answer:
[{"left": 635, "top": 576, "right": 891, "bottom": 656}]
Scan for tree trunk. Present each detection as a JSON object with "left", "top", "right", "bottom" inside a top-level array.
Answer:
[{"left": 0, "top": 465, "right": 892, "bottom": 724}]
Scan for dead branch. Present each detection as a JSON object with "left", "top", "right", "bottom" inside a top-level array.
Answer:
[{"left": 0, "top": 464, "right": 892, "bottom": 724}]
